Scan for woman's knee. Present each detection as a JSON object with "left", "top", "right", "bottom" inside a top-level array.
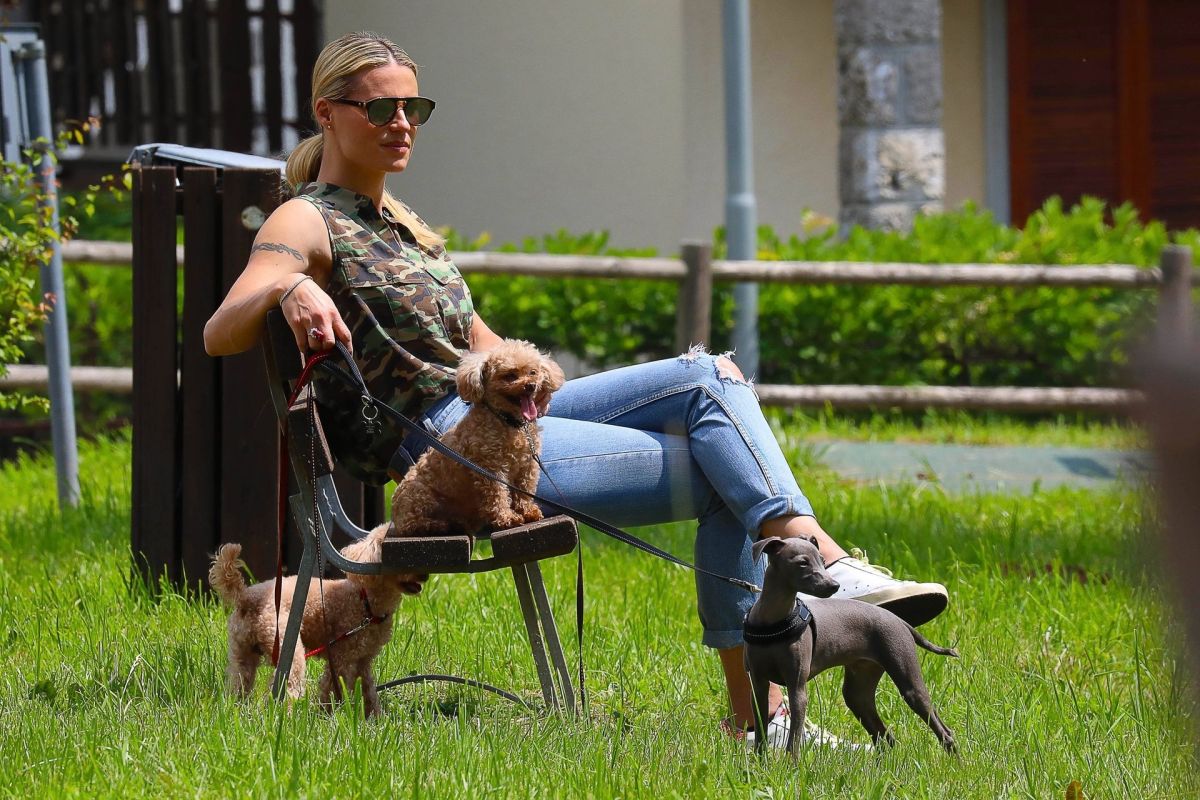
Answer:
[{"left": 676, "top": 346, "right": 750, "bottom": 387}]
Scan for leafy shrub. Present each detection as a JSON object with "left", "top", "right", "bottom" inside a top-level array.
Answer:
[
  {"left": 461, "top": 197, "right": 1200, "bottom": 388},
  {"left": 0, "top": 126, "right": 108, "bottom": 410}
]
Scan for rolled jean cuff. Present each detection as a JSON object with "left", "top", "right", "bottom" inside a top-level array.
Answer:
[
  {"left": 741, "top": 494, "right": 816, "bottom": 537},
  {"left": 703, "top": 625, "right": 751, "bottom": 650}
]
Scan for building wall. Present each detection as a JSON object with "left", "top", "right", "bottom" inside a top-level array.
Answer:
[{"left": 324, "top": 0, "right": 987, "bottom": 251}]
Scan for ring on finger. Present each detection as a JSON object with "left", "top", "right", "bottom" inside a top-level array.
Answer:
[{"left": 308, "top": 327, "right": 323, "bottom": 340}]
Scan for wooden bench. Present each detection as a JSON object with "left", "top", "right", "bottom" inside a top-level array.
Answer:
[{"left": 260, "top": 308, "right": 579, "bottom": 712}]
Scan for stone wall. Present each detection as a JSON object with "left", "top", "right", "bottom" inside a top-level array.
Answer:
[{"left": 835, "top": 0, "right": 945, "bottom": 230}]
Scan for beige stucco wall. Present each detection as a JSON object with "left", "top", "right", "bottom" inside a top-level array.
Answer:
[{"left": 323, "top": 0, "right": 986, "bottom": 251}]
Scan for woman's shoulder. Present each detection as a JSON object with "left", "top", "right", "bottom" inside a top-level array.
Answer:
[
  {"left": 255, "top": 197, "right": 331, "bottom": 264},
  {"left": 263, "top": 195, "right": 328, "bottom": 231}
]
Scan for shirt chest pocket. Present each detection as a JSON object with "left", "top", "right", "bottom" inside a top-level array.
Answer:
[{"left": 339, "top": 256, "right": 445, "bottom": 341}]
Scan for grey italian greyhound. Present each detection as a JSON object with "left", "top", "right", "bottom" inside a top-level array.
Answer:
[{"left": 743, "top": 536, "right": 958, "bottom": 755}]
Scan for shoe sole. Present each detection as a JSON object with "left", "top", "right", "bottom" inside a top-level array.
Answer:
[
  {"left": 872, "top": 588, "right": 949, "bottom": 627},
  {"left": 841, "top": 581, "right": 948, "bottom": 627}
]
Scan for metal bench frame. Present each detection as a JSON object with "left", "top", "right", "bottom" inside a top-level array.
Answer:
[{"left": 260, "top": 308, "right": 578, "bottom": 713}]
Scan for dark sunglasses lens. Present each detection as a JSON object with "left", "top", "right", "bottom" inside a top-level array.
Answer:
[
  {"left": 366, "top": 98, "right": 399, "bottom": 126},
  {"left": 405, "top": 98, "right": 434, "bottom": 125}
]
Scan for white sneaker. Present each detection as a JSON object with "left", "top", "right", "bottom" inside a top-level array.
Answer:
[
  {"left": 815, "top": 548, "right": 949, "bottom": 627},
  {"left": 722, "top": 704, "right": 867, "bottom": 751}
]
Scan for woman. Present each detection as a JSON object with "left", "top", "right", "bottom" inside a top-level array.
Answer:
[{"left": 204, "top": 31, "right": 948, "bottom": 747}]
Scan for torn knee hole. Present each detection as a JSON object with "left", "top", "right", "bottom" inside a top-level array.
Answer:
[{"left": 715, "top": 355, "right": 746, "bottom": 383}]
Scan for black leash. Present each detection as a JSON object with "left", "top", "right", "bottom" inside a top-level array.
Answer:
[{"left": 316, "top": 341, "right": 763, "bottom": 595}]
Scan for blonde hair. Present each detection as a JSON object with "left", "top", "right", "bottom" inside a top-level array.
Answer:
[{"left": 286, "top": 31, "right": 444, "bottom": 251}]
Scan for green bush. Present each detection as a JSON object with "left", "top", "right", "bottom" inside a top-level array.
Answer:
[
  {"left": 463, "top": 198, "right": 1200, "bottom": 388},
  {"left": 1, "top": 126, "right": 109, "bottom": 411}
]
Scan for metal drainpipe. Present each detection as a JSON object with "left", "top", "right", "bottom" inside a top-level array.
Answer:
[
  {"left": 722, "top": 0, "right": 759, "bottom": 378},
  {"left": 18, "top": 39, "right": 80, "bottom": 508}
]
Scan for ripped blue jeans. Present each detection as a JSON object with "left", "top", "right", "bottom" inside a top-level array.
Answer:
[{"left": 401, "top": 350, "right": 815, "bottom": 649}]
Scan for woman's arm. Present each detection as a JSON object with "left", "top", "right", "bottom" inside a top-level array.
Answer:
[
  {"left": 469, "top": 312, "right": 504, "bottom": 352},
  {"left": 203, "top": 199, "right": 349, "bottom": 356}
]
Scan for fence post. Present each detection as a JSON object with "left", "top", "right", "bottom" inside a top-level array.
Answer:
[
  {"left": 676, "top": 242, "right": 713, "bottom": 353},
  {"left": 1158, "top": 245, "right": 1194, "bottom": 346}
]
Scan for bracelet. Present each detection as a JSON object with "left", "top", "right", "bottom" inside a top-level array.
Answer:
[{"left": 278, "top": 275, "right": 313, "bottom": 306}]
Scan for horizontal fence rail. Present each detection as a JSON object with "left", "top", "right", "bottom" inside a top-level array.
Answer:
[
  {"left": 1, "top": 365, "right": 133, "bottom": 393},
  {"left": 15, "top": 239, "right": 1194, "bottom": 413},
  {"left": 60, "top": 240, "right": 1199, "bottom": 288}
]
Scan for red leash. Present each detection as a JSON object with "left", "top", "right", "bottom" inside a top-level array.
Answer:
[{"left": 303, "top": 588, "right": 389, "bottom": 660}]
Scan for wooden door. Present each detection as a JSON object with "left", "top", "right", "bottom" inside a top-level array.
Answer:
[{"left": 1008, "top": 0, "right": 1200, "bottom": 230}]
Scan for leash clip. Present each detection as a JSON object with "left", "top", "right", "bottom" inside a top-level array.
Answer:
[{"left": 360, "top": 394, "right": 381, "bottom": 435}]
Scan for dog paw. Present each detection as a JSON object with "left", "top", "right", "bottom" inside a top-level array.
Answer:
[
  {"left": 492, "top": 510, "right": 525, "bottom": 530},
  {"left": 517, "top": 504, "right": 543, "bottom": 523}
]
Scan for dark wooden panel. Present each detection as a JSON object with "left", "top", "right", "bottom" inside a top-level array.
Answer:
[
  {"left": 68, "top": 0, "right": 91, "bottom": 123},
  {"left": 111, "top": 0, "right": 135, "bottom": 143},
  {"left": 1009, "top": 0, "right": 1122, "bottom": 222},
  {"left": 1117, "top": 0, "right": 1151, "bottom": 218},
  {"left": 219, "top": 169, "right": 283, "bottom": 581},
  {"left": 131, "top": 166, "right": 182, "bottom": 588},
  {"left": 141, "top": 0, "right": 166, "bottom": 141},
  {"left": 262, "top": 0, "right": 284, "bottom": 153},
  {"left": 290, "top": 0, "right": 322, "bottom": 136},
  {"left": 1148, "top": 0, "right": 1200, "bottom": 229},
  {"left": 180, "top": 168, "right": 222, "bottom": 591},
  {"left": 179, "top": 0, "right": 209, "bottom": 146},
  {"left": 217, "top": 0, "right": 253, "bottom": 151}
]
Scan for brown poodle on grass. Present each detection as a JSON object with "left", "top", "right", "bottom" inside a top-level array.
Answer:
[
  {"left": 391, "top": 339, "right": 565, "bottom": 537},
  {"left": 208, "top": 524, "right": 420, "bottom": 716}
]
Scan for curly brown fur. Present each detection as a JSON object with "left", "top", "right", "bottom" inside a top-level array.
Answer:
[
  {"left": 208, "top": 526, "right": 419, "bottom": 716},
  {"left": 391, "top": 339, "right": 565, "bottom": 536}
]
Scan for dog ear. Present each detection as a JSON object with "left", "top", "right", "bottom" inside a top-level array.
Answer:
[
  {"left": 341, "top": 533, "right": 382, "bottom": 565},
  {"left": 751, "top": 536, "right": 785, "bottom": 562},
  {"left": 455, "top": 350, "right": 489, "bottom": 404},
  {"left": 539, "top": 352, "right": 565, "bottom": 393},
  {"left": 808, "top": 535, "right": 820, "bottom": 551}
]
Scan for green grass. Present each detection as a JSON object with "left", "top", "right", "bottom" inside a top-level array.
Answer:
[{"left": 0, "top": 431, "right": 1195, "bottom": 798}]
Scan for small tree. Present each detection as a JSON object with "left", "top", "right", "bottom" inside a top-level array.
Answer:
[{"left": 0, "top": 122, "right": 108, "bottom": 410}]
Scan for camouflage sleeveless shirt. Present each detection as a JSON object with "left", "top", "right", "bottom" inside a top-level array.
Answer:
[{"left": 297, "top": 182, "right": 473, "bottom": 485}]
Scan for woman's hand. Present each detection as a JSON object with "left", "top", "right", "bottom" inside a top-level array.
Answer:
[{"left": 278, "top": 274, "right": 352, "bottom": 354}]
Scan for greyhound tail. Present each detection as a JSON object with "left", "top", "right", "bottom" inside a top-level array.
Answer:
[
  {"left": 208, "top": 543, "right": 247, "bottom": 608},
  {"left": 910, "top": 625, "right": 959, "bottom": 658}
]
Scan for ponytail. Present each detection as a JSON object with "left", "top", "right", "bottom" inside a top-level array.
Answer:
[{"left": 285, "top": 133, "right": 325, "bottom": 190}]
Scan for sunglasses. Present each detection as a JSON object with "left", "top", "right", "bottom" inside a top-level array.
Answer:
[{"left": 329, "top": 96, "right": 436, "bottom": 127}]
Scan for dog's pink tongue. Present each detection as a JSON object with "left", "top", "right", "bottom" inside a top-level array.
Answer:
[{"left": 521, "top": 395, "right": 538, "bottom": 422}]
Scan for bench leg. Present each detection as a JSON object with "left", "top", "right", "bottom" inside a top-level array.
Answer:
[
  {"left": 525, "top": 562, "right": 577, "bottom": 716},
  {"left": 271, "top": 497, "right": 317, "bottom": 700},
  {"left": 511, "top": 563, "right": 559, "bottom": 711}
]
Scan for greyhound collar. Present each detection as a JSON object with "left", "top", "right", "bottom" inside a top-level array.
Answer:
[{"left": 742, "top": 599, "right": 813, "bottom": 646}]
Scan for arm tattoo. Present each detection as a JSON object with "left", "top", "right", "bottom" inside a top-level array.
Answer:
[{"left": 251, "top": 241, "right": 304, "bottom": 262}]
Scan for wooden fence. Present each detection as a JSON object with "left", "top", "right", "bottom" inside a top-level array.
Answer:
[
  {"left": 37, "top": 233, "right": 1198, "bottom": 413},
  {"left": 27, "top": 0, "right": 321, "bottom": 155}
]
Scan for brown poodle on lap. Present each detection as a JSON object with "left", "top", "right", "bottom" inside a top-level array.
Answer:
[{"left": 391, "top": 339, "right": 565, "bottom": 537}]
